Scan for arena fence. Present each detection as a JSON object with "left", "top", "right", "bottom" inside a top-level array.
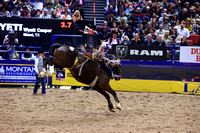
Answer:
[
  {"left": 0, "top": 35, "right": 200, "bottom": 95},
  {"left": 52, "top": 68, "right": 200, "bottom": 95}
]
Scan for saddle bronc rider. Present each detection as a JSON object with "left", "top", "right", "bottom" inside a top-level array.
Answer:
[
  {"left": 96, "top": 44, "right": 120, "bottom": 80},
  {"left": 81, "top": 25, "right": 120, "bottom": 80}
]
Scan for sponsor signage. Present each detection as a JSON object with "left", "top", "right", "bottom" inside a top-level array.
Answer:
[
  {"left": 112, "top": 45, "right": 167, "bottom": 61},
  {"left": 0, "top": 64, "right": 36, "bottom": 84},
  {"left": 111, "top": 79, "right": 200, "bottom": 95},
  {"left": 53, "top": 71, "right": 200, "bottom": 95},
  {"left": 180, "top": 46, "right": 200, "bottom": 63},
  {"left": 183, "top": 83, "right": 200, "bottom": 93},
  {"left": 52, "top": 68, "right": 88, "bottom": 86},
  {"left": 56, "top": 69, "right": 65, "bottom": 81},
  {"left": 0, "top": 17, "right": 92, "bottom": 38}
]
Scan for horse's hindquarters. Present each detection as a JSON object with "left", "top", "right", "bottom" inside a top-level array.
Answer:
[{"left": 70, "top": 60, "right": 99, "bottom": 85}]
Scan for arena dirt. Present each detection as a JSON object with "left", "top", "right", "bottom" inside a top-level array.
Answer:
[{"left": 0, "top": 88, "right": 199, "bottom": 133}]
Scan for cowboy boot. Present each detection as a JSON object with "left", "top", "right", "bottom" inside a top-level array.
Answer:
[{"left": 112, "top": 73, "right": 120, "bottom": 80}]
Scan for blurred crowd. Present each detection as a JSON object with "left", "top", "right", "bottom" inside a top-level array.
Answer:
[
  {"left": 0, "top": 0, "right": 87, "bottom": 19},
  {"left": 98, "top": 0, "right": 200, "bottom": 46},
  {"left": 0, "top": 0, "right": 200, "bottom": 46}
]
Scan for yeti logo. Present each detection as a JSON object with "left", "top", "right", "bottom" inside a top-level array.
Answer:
[
  {"left": 0, "top": 66, "right": 5, "bottom": 75},
  {"left": 116, "top": 45, "right": 128, "bottom": 58}
]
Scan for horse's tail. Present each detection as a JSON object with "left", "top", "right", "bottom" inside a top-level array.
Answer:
[
  {"left": 49, "top": 43, "right": 63, "bottom": 57},
  {"left": 46, "top": 43, "right": 62, "bottom": 66},
  {"left": 54, "top": 48, "right": 57, "bottom": 57}
]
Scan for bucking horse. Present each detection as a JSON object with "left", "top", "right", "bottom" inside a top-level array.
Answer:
[{"left": 42, "top": 44, "right": 122, "bottom": 112}]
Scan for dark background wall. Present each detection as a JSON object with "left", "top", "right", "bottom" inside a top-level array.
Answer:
[
  {"left": 121, "top": 61, "right": 200, "bottom": 82},
  {"left": 0, "top": 17, "right": 93, "bottom": 50}
]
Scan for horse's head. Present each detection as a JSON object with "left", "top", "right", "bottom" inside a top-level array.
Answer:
[
  {"left": 54, "top": 45, "right": 78, "bottom": 69},
  {"left": 108, "top": 55, "right": 121, "bottom": 80}
]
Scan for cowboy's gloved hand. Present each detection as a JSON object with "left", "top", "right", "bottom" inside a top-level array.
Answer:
[{"left": 38, "top": 68, "right": 47, "bottom": 78}]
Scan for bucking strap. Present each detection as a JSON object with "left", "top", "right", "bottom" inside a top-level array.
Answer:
[
  {"left": 78, "top": 58, "right": 89, "bottom": 76},
  {"left": 89, "top": 63, "right": 101, "bottom": 87},
  {"left": 89, "top": 76, "right": 99, "bottom": 87}
]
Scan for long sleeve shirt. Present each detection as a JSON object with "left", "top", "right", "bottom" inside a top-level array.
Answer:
[
  {"left": 177, "top": 28, "right": 190, "bottom": 38},
  {"left": 34, "top": 56, "right": 43, "bottom": 73}
]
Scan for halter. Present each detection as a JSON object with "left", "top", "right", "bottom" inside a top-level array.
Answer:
[{"left": 67, "top": 57, "right": 79, "bottom": 70}]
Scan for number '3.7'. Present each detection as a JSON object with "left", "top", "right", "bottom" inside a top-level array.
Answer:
[{"left": 61, "top": 22, "right": 72, "bottom": 28}]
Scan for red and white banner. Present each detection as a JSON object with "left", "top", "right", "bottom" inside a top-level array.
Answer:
[{"left": 180, "top": 46, "right": 200, "bottom": 63}]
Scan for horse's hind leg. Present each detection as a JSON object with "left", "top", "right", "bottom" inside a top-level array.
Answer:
[
  {"left": 94, "top": 86, "right": 115, "bottom": 112},
  {"left": 105, "top": 85, "right": 121, "bottom": 110}
]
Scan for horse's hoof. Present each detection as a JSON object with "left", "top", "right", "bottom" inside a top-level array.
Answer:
[
  {"left": 109, "top": 104, "right": 115, "bottom": 112},
  {"left": 47, "top": 72, "right": 54, "bottom": 77},
  {"left": 115, "top": 102, "right": 122, "bottom": 110},
  {"left": 110, "top": 108, "right": 115, "bottom": 112},
  {"left": 116, "top": 106, "right": 121, "bottom": 110}
]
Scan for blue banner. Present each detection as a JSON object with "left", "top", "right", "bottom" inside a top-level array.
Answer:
[
  {"left": 56, "top": 69, "right": 65, "bottom": 81},
  {"left": 0, "top": 64, "right": 36, "bottom": 84}
]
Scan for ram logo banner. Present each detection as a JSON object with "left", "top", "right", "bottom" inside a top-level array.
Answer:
[
  {"left": 116, "top": 45, "right": 128, "bottom": 58},
  {"left": 130, "top": 49, "right": 163, "bottom": 56},
  {"left": 112, "top": 45, "right": 167, "bottom": 61},
  {"left": 0, "top": 64, "right": 36, "bottom": 84}
]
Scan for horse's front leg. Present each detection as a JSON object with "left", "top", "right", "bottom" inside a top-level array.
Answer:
[
  {"left": 40, "top": 57, "right": 54, "bottom": 77},
  {"left": 46, "top": 65, "right": 54, "bottom": 77},
  {"left": 46, "top": 56, "right": 55, "bottom": 77}
]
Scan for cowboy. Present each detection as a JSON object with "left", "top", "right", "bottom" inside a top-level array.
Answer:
[
  {"left": 3, "top": 29, "right": 19, "bottom": 59},
  {"left": 82, "top": 25, "right": 121, "bottom": 80},
  {"left": 33, "top": 49, "right": 47, "bottom": 95},
  {"left": 96, "top": 44, "right": 120, "bottom": 80},
  {"left": 22, "top": 46, "right": 35, "bottom": 61}
]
